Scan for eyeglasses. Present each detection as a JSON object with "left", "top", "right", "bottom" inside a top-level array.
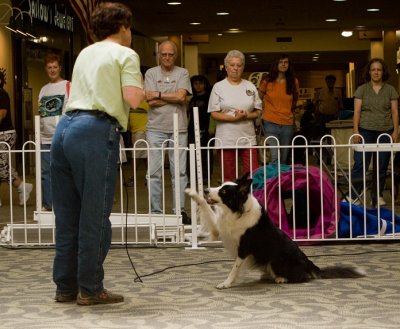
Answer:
[{"left": 161, "top": 53, "right": 175, "bottom": 58}]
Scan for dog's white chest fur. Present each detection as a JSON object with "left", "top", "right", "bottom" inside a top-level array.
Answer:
[{"left": 216, "top": 197, "right": 261, "bottom": 257}]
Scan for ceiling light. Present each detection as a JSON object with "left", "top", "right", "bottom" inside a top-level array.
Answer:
[
  {"left": 5, "top": 24, "right": 18, "bottom": 34},
  {"left": 227, "top": 28, "right": 243, "bottom": 33},
  {"left": 217, "top": 33, "right": 223, "bottom": 36},
  {"left": 216, "top": 12, "right": 229, "bottom": 16},
  {"left": 189, "top": 22, "right": 201, "bottom": 25},
  {"left": 25, "top": 23, "right": 37, "bottom": 39},
  {"left": 15, "top": 29, "right": 27, "bottom": 36},
  {"left": 333, "top": 0, "right": 347, "bottom": 2},
  {"left": 366, "top": 8, "right": 380, "bottom": 12},
  {"left": 325, "top": 18, "right": 338, "bottom": 22},
  {"left": 341, "top": 30, "right": 353, "bottom": 37},
  {"left": 167, "top": 2, "right": 181, "bottom": 5},
  {"left": 26, "top": 31, "right": 37, "bottom": 39}
]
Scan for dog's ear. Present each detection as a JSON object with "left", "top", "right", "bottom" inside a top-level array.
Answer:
[
  {"left": 235, "top": 172, "right": 250, "bottom": 185},
  {"left": 238, "top": 177, "right": 253, "bottom": 195},
  {"left": 242, "top": 171, "right": 250, "bottom": 180}
]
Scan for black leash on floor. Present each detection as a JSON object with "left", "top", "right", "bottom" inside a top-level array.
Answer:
[
  {"left": 120, "top": 162, "right": 143, "bottom": 283},
  {"left": 133, "top": 259, "right": 233, "bottom": 281}
]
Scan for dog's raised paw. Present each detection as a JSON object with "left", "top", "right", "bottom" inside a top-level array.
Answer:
[
  {"left": 216, "top": 280, "right": 232, "bottom": 289},
  {"left": 185, "top": 188, "right": 205, "bottom": 204},
  {"left": 185, "top": 188, "right": 195, "bottom": 195}
]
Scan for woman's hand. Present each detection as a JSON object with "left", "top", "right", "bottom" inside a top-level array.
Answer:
[
  {"left": 352, "top": 132, "right": 361, "bottom": 144},
  {"left": 391, "top": 130, "right": 398, "bottom": 143},
  {"left": 235, "top": 109, "right": 248, "bottom": 121}
]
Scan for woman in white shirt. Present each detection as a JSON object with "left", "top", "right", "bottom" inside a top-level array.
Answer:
[{"left": 208, "top": 50, "right": 262, "bottom": 182}]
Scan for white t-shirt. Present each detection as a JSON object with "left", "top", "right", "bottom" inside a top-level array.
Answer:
[
  {"left": 208, "top": 78, "right": 262, "bottom": 146},
  {"left": 38, "top": 80, "right": 69, "bottom": 144}
]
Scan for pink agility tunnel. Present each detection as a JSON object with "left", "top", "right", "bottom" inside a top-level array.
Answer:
[{"left": 252, "top": 165, "right": 338, "bottom": 241}]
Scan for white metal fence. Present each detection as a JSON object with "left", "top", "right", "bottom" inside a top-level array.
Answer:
[{"left": 1, "top": 112, "right": 400, "bottom": 247}]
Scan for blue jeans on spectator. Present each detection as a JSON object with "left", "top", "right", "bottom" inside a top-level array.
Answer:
[
  {"left": 263, "top": 120, "right": 294, "bottom": 164},
  {"left": 51, "top": 111, "right": 120, "bottom": 296},
  {"left": 41, "top": 143, "right": 52, "bottom": 209},
  {"left": 146, "top": 130, "right": 188, "bottom": 214},
  {"left": 351, "top": 127, "right": 392, "bottom": 201}
]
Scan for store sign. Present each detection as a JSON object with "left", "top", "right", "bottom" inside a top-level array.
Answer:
[
  {"left": 298, "top": 88, "right": 314, "bottom": 100},
  {"left": 28, "top": 0, "right": 74, "bottom": 32}
]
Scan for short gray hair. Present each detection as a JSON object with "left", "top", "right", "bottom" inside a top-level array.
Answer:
[
  {"left": 224, "top": 50, "right": 245, "bottom": 67},
  {"left": 159, "top": 40, "right": 178, "bottom": 57}
]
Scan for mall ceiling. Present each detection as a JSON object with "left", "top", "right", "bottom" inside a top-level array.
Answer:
[
  {"left": 127, "top": 0, "right": 399, "bottom": 37},
  {"left": 124, "top": 0, "right": 400, "bottom": 68}
]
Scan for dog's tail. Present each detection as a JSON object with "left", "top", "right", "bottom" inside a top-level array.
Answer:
[{"left": 318, "top": 266, "right": 366, "bottom": 279}]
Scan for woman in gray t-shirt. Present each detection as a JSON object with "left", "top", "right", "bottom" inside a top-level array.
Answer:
[{"left": 350, "top": 58, "right": 399, "bottom": 207}]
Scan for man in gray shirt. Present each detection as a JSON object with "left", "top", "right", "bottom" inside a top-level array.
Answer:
[{"left": 145, "top": 40, "right": 192, "bottom": 223}]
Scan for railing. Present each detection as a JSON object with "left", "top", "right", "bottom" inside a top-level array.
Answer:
[{"left": 1, "top": 112, "right": 400, "bottom": 247}]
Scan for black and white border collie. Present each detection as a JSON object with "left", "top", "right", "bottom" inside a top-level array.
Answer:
[{"left": 186, "top": 173, "right": 365, "bottom": 289}]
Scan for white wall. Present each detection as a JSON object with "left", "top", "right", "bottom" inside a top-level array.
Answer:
[{"left": 184, "top": 45, "right": 199, "bottom": 76}]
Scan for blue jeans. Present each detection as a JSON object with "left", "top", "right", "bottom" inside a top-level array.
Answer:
[
  {"left": 41, "top": 144, "right": 52, "bottom": 209},
  {"left": 263, "top": 121, "right": 294, "bottom": 164},
  {"left": 51, "top": 111, "right": 120, "bottom": 295},
  {"left": 146, "top": 130, "right": 188, "bottom": 214},
  {"left": 351, "top": 127, "right": 392, "bottom": 200}
]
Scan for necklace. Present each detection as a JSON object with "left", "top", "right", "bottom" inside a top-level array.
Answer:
[{"left": 161, "top": 66, "right": 173, "bottom": 83}]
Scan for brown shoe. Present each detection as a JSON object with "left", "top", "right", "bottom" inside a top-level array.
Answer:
[
  {"left": 55, "top": 292, "right": 78, "bottom": 302},
  {"left": 77, "top": 289, "right": 124, "bottom": 306}
]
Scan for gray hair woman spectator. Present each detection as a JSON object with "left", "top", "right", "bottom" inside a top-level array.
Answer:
[{"left": 208, "top": 50, "right": 262, "bottom": 182}]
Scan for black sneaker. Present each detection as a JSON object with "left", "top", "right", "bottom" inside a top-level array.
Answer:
[{"left": 181, "top": 211, "right": 191, "bottom": 225}]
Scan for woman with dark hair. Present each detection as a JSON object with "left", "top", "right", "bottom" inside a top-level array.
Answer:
[
  {"left": 51, "top": 2, "right": 144, "bottom": 305},
  {"left": 258, "top": 53, "right": 299, "bottom": 164},
  {"left": 188, "top": 75, "right": 213, "bottom": 181},
  {"left": 349, "top": 58, "right": 399, "bottom": 207}
]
